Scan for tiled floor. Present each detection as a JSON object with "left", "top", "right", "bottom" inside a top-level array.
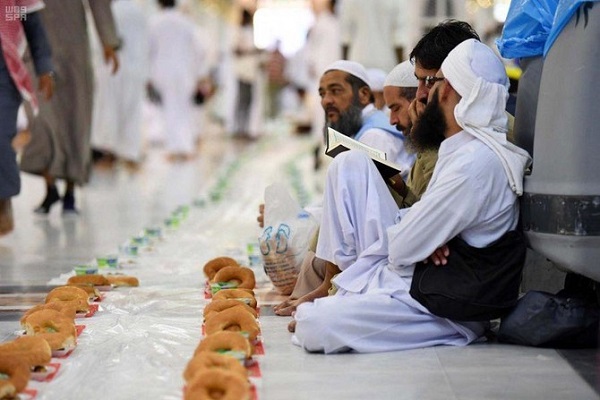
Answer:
[{"left": 1, "top": 125, "right": 599, "bottom": 399}]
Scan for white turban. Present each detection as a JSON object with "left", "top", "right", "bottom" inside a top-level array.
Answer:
[
  {"left": 367, "top": 68, "right": 387, "bottom": 91},
  {"left": 324, "top": 60, "right": 371, "bottom": 88},
  {"left": 442, "top": 39, "right": 532, "bottom": 195},
  {"left": 384, "top": 60, "right": 418, "bottom": 88}
]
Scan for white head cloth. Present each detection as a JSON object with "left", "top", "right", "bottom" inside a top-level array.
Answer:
[
  {"left": 324, "top": 60, "right": 371, "bottom": 88},
  {"left": 442, "top": 39, "right": 532, "bottom": 195},
  {"left": 367, "top": 68, "right": 387, "bottom": 91},
  {"left": 384, "top": 60, "right": 418, "bottom": 88}
]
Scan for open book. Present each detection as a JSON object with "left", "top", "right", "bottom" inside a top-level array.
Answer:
[{"left": 325, "top": 127, "right": 402, "bottom": 179}]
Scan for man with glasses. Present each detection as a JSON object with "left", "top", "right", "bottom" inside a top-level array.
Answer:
[
  {"left": 279, "top": 20, "right": 482, "bottom": 330},
  {"left": 291, "top": 39, "right": 531, "bottom": 354},
  {"left": 386, "top": 20, "right": 480, "bottom": 207}
]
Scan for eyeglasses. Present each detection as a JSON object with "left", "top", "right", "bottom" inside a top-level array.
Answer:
[{"left": 419, "top": 76, "right": 445, "bottom": 89}]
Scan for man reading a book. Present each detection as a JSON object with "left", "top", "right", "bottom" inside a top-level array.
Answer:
[
  {"left": 318, "top": 59, "right": 415, "bottom": 174},
  {"left": 270, "top": 60, "right": 414, "bottom": 317},
  {"left": 274, "top": 21, "right": 482, "bottom": 325},
  {"left": 291, "top": 39, "right": 531, "bottom": 353}
]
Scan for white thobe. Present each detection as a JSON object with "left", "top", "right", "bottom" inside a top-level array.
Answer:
[
  {"left": 339, "top": 0, "right": 407, "bottom": 72},
  {"left": 305, "top": 105, "right": 414, "bottom": 224},
  {"left": 91, "top": 0, "right": 148, "bottom": 162},
  {"left": 293, "top": 131, "right": 519, "bottom": 353},
  {"left": 148, "top": 9, "right": 207, "bottom": 155}
]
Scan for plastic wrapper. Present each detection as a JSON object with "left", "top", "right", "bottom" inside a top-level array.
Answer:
[
  {"left": 18, "top": 139, "right": 323, "bottom": 399},
  {"left": 26, "top": 287, "right": 207, "bottom": 399},
  {"left": 544, "top": 0, "right": 600, "bottom": 55},
  {"left": 259, "top": 183, "right": 318, "bottom": 295},
  {"left": 496, "top": 0, "right": 559, "bottom": 59}
]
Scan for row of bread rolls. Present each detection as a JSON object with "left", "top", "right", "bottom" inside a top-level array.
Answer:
[
  {"left": 0, "top": 286, "right": 86, "bottom": 398},
  {"left": 67, "top": 273, "right": 139, "bottom": 288},
  {"left": 182, "top": 257, "right": 260, "bottom": 399},
  {"left": 0, "top": 274, "right": 139, "bottom": 398}
]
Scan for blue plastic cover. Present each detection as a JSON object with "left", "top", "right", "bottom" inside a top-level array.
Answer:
[
  {"left": 496, "top": 0, "right": 559, "bottom": 59},
  {"left": 543, "top": 0, "right": 600, "bottom": 56}
]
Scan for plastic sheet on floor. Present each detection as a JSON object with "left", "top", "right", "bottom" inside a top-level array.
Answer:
[{"left": 29, "top": 135, "right": 320, "bottom": 399}]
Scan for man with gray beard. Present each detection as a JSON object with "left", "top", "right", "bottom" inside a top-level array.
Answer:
[
  {"left": 292, "top": 39, "right": 531, "bottom": 353},
  {"left": 318, "top": 60, "right": 414, "bottom": 174},
  {"left": 271, "top": 60, "right": 413, "bottom": 319}
]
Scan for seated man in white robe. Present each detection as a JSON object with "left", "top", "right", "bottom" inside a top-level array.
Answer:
[
  {"left": 275, "top": 22, "right": 482, "bottom": 321},
  {"left": 266, "top": 60, "right": 413, "bottom": 313},
  {"left": 274, "top": 61, "right": 420, "bottom": 319},
  {"left": 318, "top": 59, "right": 415, "bottom": 173},
  {"left": 292, "top": 39, "right": 532, "bottom": 353}
]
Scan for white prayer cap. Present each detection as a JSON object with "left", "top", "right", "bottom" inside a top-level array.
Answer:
[
  {"left": 367, "top": 68, "right": 387, "bottom": 91},
  {"left": 384, "top": 60, "right": 418, "bottom": 88},
  {"left": 442, "top": 39, "right": 531, "bottom": 195},
  {"left": 324, "top": 60, "right": 371, "bottom": 87}
]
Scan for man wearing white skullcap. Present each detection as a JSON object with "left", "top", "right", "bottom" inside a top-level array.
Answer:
[
  {"left": 383, "top": 61, "right": 437, "bottom": 208},
  {"left": 271, "top": 59, "right": 414, "bottom": 320},
  {"left": 318, "top": 59, "right": 415, "bottom": 177},
  {"left": 277, "top": 22, "right": 481, "bottom": 326},
  {"left": 291, "top": 39, "right": 531, "bottom": 354}
]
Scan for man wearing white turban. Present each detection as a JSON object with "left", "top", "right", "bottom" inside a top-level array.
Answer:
[
  {"left": 276, "top": 22, "right": 481, "bottom": 325},
  {"left": 292, "top": 39, "right": 531, "bottom": 354}
]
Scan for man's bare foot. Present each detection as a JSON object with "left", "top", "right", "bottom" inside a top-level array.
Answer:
[
  {"left": 167, "top": 153, "right": 194, "bottom": 162},
  {"left": 122, "top": 159, "right": 141, "bottom": 172},
  {"left": 273, "top": 298, "right": 298, "bottom": 316},
  {"left": 287, "top": 319, "right": 297, "bottom": 333}
]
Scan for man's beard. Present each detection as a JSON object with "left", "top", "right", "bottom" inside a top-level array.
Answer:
[
  {"left": 323, "top": 101, "right": 363, "bottom": 139},
  {"left": 408, "top": 89, "right": 447, "bottom": 153}
]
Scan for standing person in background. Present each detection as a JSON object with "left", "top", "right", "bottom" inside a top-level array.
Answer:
[
  {"left": 90, "top": 0, "right": 149, "bottom": 171},
  {"left": 232, "top": 8, "right": 260, "bottom": 140},
  {"left": 0, "top": 0, "right": 54, "bottom": 234},
  {"left": 148, "top": 0, "right": 208, "bottom": 161},
  {"left": 19, "top": 0, "right": 119, "bottom": 215},
  {"left": 306, "top": 0, "right": 341, "bottom": 169},
  {"left": 339, "top": 0, "right": 407, "bottom": 72},
  {"left": 265, "top": 39, "right": 287, "bottom": 120},
  {"left": 367, "top": 68, "right": 387, "bottom": 111}
]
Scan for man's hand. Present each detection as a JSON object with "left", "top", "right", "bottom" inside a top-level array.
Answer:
[
  {"left": 388, "top": 173, "right": 407, "bottom": 197},
  {"left": 424, "top": 244, "right": 450, "bottom": 266},
  {"left": 38, "top": 72, "right": 54, "bottom": 100},
  {"left": 257, "top": 203, "right": 265, "bottom": 228},
  {"left": 103, "top": 45, "right": 119, "bottom": 74},
  {"left": 408, "top": 98, "right": 426, "bottom": 134}
]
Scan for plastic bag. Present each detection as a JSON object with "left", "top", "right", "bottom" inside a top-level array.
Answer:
[
  {"left": 497, "top": 290, "right": 599, "bottom": 348},
  {"left": 496, "top": 0, "right": 559, "bottom": 59},
  {"left": 258, "top": 183, "right": 318, "bottom": 295},
  {"left": 544, "top": 0, "right": 600, "bottom": 55}
]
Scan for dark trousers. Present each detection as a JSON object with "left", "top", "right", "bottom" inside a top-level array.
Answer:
[
  {"left": 0, "top": 50, "right": 23, "bottom": 199},
  {"left": 234, "top": 80, "right": 253, "bottom": 135}
]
